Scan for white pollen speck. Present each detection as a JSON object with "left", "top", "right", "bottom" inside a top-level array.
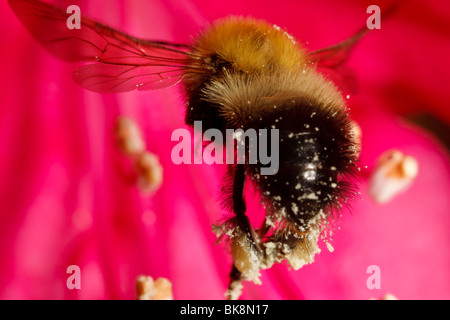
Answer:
[
  {"left": 326, "top": 242, "right": 334, "bottom": 252},
  {"left": 298, "top": 193, "right": 318, "bottom": 200},
  {"left": 295, "top": 183, "right": 301, "bottom": 190},
  {"left": 291, "top": 203, "right": 299, "bottom": 215},
  {"left": 288, "top": 132, "right": 294, "bottom": 138}
]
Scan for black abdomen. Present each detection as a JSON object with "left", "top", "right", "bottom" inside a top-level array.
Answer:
[{"left": 244, "top": 98, "right": 358, "bottom": 233}]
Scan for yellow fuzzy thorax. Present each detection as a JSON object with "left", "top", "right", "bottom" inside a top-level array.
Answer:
[{"left": 191, "top": 16, "right": 307, "bottom": 73}]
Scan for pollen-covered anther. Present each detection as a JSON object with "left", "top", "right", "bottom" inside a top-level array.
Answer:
[
  {"left": 136, "top": 275, "right": 173, "bottom": 300},
  {"left": 136, "top": 151, "right": 164, "bottom": 194},
  {"left": 114, "top": 116, "right": 146, "bottom": 156},
  {"left": 370, "top": 293, "right": 398, "bottom": 300},
  {"left": 380, "top": 293, "right": 398, "bottom": 300},
  {"left": 368, "top": 150, "right": 419, "bottom": 204},
  {"left": 230, "top": 231, "right": 262, "bottom": 284}
]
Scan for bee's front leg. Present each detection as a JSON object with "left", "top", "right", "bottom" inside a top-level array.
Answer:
[
  {"left": 232, "top": 164, "right": 261, "bottom": 251},
  {"left": 223, "top": 164, "right": 264, "bottom": 300}
]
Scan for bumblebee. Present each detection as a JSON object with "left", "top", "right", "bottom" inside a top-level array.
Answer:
[{"left": 10, "top": 0, "right": 365, "bottom": 298}]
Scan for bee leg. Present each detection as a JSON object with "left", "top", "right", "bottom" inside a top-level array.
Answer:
[
  {"left": 232, "top": 164, "right": 246, "bottom": 216},
  {"left": 225, "top": 265, "right": 243, "bottom": 300},
  {"left": 224, "top": 164, "right": 263, "bottom": 300},
  {"left": 232, "top": 164, "right": 261, "bottom": 251}
]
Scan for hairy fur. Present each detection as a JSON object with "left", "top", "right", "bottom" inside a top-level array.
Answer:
[{"left": 183, "top": 16, "right": 359, "bottom": 234}]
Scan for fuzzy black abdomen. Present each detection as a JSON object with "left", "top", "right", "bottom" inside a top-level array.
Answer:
[{"left": 245, "top": 98, "right": 358, "bottom": 232}]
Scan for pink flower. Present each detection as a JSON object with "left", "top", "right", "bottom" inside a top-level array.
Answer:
[{"left": 0, "top": 0, "right": 449, "bottom": 299}]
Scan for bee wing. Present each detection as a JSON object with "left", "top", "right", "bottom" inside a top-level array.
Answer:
[
  {"left": 307, "top": 3, "right": 400, "bottom": 94},
  {"left": 306, "top": 27, "right": 368, "bottom": 94},
  {"left": 307, "top": 27, "right": 367, "bottom": 70},
  {"left": 9, "top": 0, "right": 202, "bottom": 92}
]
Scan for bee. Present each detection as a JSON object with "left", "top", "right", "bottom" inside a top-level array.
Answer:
[{"left": 10, "top": 0, "right": 365, "bottom": 298}]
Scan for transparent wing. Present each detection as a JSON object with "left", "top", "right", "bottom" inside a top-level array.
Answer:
[
  {"left": 8, "top": 0, "right": 205, "bottom": 92},
  {"left": 307, "top": 26, "right": 367, "bottom": 70},
  {"left": 306, "top": 26, "right": 367, "bottom": 94},
  {"left": 306, "top": 2, "right": 400, "bottom": 94}
]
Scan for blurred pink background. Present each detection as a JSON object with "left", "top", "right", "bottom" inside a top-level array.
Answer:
[{"left": 0, "top": 0, "right": 449, "bottom": 299}]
